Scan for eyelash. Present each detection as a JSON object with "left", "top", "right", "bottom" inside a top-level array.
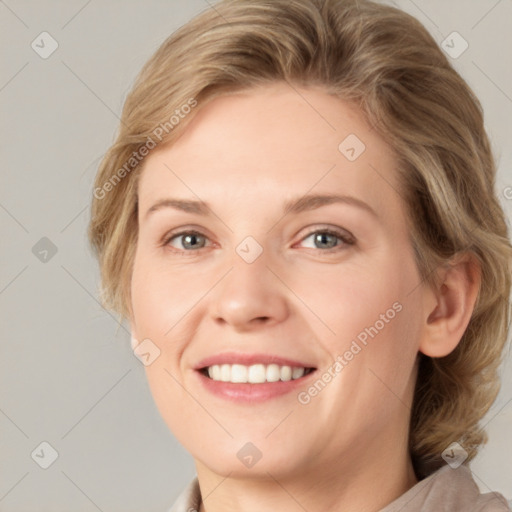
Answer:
[{"left": 161, "top": 227, "right": 355, "bottom": 255}]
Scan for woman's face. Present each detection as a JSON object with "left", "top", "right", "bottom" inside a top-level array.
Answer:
[{"left": 130, "top": 82, "right": 428, "bottom": 479}]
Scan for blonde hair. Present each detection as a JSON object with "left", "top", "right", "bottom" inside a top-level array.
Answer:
[{"left": 88, "top": 0, "right": 512, "bottom": 478}]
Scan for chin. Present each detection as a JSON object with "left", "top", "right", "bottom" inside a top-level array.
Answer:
[{"left": 195, "top": 451, "right": 301, "bottom": 480}]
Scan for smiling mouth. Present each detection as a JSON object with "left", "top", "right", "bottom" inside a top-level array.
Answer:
[{"left": 199, "top": 364, "right": 316, "bottom": 384}]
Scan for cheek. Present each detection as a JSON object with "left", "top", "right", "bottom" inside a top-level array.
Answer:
[
  {"left": 130, "top": 250, "right": 211, "bottom": 386},
  {"left": 130, "top": 249, "right": 196, "bottom": 337},
  {"left": 130, "top": 252, "right": 198, "bottom": 432},
  {"left": 304, "top": 264, "right": 404, "bottom": 339},
  {"left": 313, "top": 251, "right": 422, "bottom": 367}
]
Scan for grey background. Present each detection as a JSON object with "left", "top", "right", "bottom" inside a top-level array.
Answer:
[{"left": 1, "top": 0, "right": 511, "bottom": 510}]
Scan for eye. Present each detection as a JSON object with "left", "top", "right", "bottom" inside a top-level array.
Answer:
[
  {"left": 297, "top": 228, "right": 355, "bottom": 252},
  {"left": 164, "top": 230, "right": 209, "bottom": 251},
  {"left": 162, "top": 227, "right": 355, "bottom": 254}
]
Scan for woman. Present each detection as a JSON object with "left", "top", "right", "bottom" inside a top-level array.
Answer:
[{"left": 88, "top": 0, "right": 511, "bottom": 510}]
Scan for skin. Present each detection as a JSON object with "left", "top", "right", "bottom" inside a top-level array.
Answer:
[{"left": 129, "top": 82, "right": 480, "bottom": 511}]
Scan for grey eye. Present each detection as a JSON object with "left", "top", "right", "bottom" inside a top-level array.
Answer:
[
  {"left": 311, "top": 232, "right": 339, "bottom": 249},
  {"left": 168, "top": 232, "right": 207, "bottom": 250},
  {"left": 300, "top": 229, "right": 351, "bottom": 250}
]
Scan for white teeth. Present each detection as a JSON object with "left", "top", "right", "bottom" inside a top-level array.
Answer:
[
  {"left": 292, "top": 367, "right": 305, "bottom": 379},
  {"left": 220, "top": 364, "right": 231, "bottom": 382},
  {"left": 266, "top": 364, "right": 281, "bottom": 382},
  {"left": 231, "top": 364, "right": 247, "bottom": 383},
  {"left": 204, "top": 363, "right": 311, "bottom": 383},
  {"left": 280, "top": 365, "right": 292, "bottom": 381},
  {"left": 248, "top": 364, "right": 266, "bottom": 383}
]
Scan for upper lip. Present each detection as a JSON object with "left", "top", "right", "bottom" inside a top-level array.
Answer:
[{"left": 193, "top": 352, "right": 317, "bottom": 370}]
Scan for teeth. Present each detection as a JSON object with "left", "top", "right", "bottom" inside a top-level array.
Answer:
[
  {"left": 292, "top": 367, "right": 305, "bottom": 379},
  {"left": 280, "top": 365, "right": 292, "bottom": 381},
  {"left": 231, "top": 364, "right": 247, "bottom": 383},
  {"left": 248, "top": 364, "right": 266, "bottom": 382},
  {"left": 220, "top": 364, "right": 231, "bottom": 382},
  {"left": 205, "top": 364, "right": 310, "bottom": 383}
]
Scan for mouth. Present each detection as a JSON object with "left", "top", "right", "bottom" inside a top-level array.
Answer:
[
  {"left": 193, "top": 352, "right": 318, "bottom": 402},
  {"left": 198, "top": 364, "right": 316, "bottom": 384}
]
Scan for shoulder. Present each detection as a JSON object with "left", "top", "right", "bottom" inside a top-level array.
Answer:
[
  {"left": 167, "top": 469, "right": 510, "bottom": 512},
  {"left": 167, "top": 476, "right": 201, "bottom": 512},
  {"left": 380, "top": 465, "right": 510, "bottom": 512}
]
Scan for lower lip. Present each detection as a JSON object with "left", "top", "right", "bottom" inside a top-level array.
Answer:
[{"left": 195, "top": 370, "right": 317, "bottom": 403}]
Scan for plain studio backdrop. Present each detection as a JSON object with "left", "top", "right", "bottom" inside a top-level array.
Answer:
[{"left": 1, "top": 1, "right": 511, "bottom": 510}]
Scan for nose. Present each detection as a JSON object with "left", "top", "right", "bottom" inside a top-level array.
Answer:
[{"left": 209, "top": 250, "right": 289, "bottom": 331}]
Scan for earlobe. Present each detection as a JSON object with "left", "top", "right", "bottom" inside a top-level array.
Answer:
[{"left": 419, "top": 254, "right": 481, "bottom": 358}]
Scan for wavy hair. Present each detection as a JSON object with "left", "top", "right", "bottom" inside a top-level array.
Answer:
[{"left": 88, "top": 0, "right": 512, "bottom": 478}]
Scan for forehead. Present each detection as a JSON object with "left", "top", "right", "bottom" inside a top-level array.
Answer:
[{"left": 137, "top": 83, "right": 402, "bottom": 218}]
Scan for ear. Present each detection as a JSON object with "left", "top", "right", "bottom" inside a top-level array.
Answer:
[{"left": 419, "top": 253, "right": 481, "bottom": 358}]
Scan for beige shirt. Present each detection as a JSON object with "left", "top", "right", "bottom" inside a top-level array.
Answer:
[{"left": 168, "top": 465, "right": 511, "bottom": 511}]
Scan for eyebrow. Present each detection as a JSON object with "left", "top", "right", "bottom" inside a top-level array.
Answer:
[{"left": 144, "top": 193, "right": 378, "bottom": 220}]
